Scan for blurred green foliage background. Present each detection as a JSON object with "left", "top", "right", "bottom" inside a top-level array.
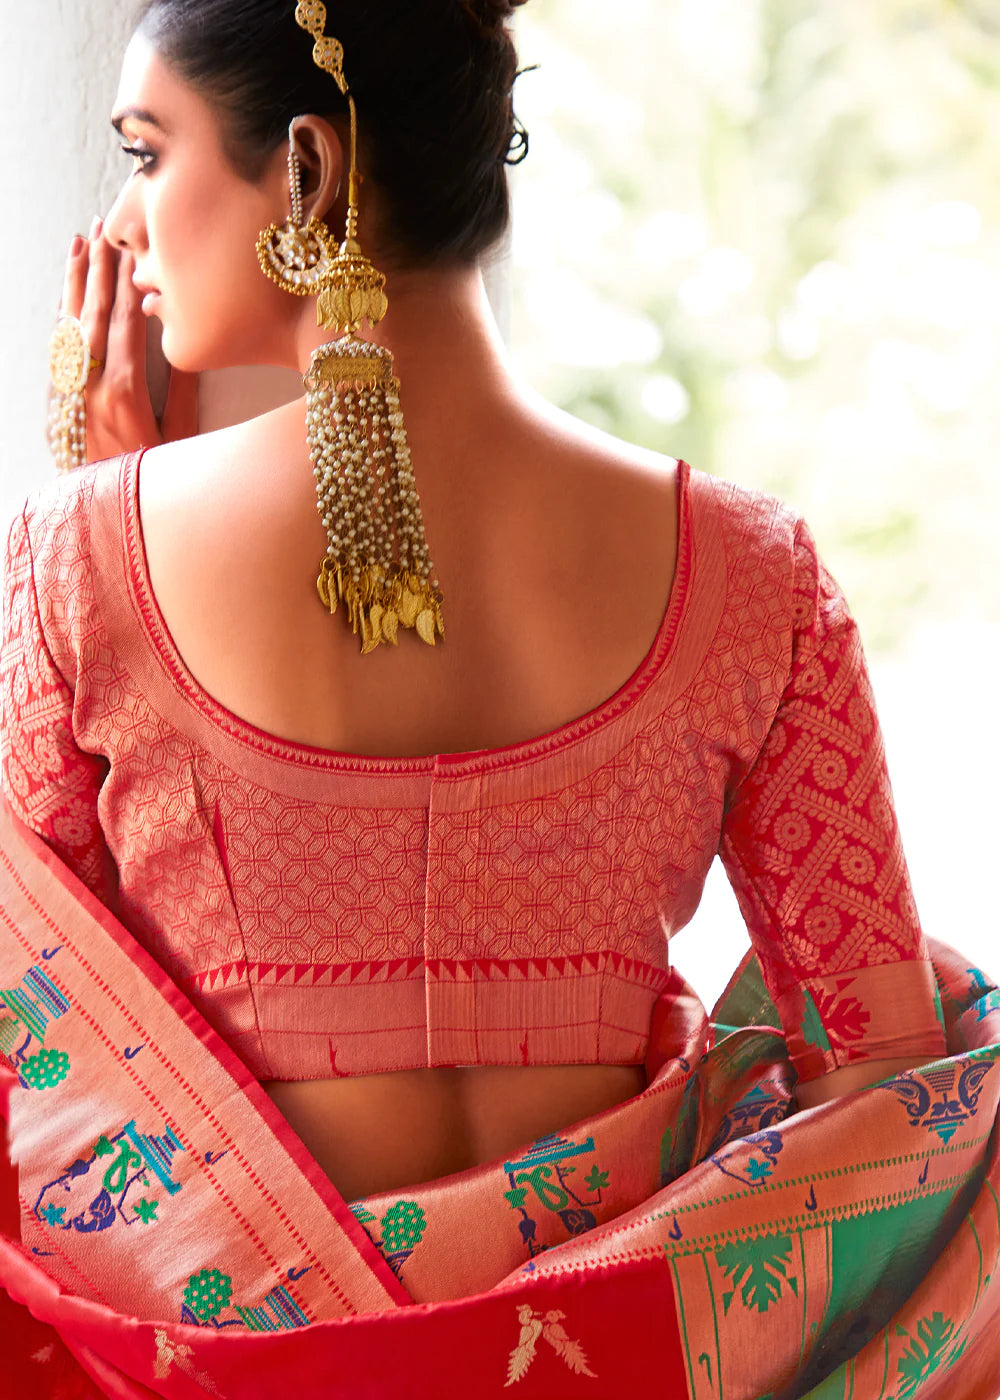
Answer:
[{"left": 508, "top": 0, "right": 1000, "bottom": 652}]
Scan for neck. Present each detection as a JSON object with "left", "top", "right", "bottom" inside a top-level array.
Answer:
[{"left": 290, "top": 263, "right": 518, "bottom": 423}]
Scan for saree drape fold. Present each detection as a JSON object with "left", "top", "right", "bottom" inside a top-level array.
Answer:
[{"left": 2, "top": 793, "right": 998, "bottom": 1400}]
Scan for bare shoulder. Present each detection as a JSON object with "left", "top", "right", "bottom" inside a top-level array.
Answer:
[
  {"left": 140, "top": 393, "right": 681, "bottom": 609},
  {"left": 508, "top": 396, "right": 680, "bottom": 575},
  {"left": 137, "top": 400, "right": 319, "bottom": 563},
  {"left": 478, "top": 397, "right": 681, "bottom": 714},
  {"left": 139, "top": 400, "right": 306, "bottom": 506},
  {"left": 518, "top": 394, "right": 679, "bottom": 492}
]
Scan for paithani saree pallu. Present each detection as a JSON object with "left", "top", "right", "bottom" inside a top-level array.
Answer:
[{"left": 1, "top": 797, "right": 999, "bottom": 1400}]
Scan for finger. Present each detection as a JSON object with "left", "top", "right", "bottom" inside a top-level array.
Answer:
[
  {"left": 80, "top": 217, "right": 116, "bottom": 363},
  {"left": 60, "top": 234, "right": 89, "bottom": 320},
  {"left": 105, "top": 248, "right": 147, "bottom": 383},
  {"left": 161, "top": 368, "right": 200, "bottom": 443}
]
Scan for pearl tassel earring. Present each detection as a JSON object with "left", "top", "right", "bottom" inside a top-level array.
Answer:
[
  {"left": 256, "top": 0, "right": 445, "bottom": 654},
  {"left": 308, "top": 345, "right": 443, "bottom": 651}
]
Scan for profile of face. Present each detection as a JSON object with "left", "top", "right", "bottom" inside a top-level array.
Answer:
[{"left": 103, "top": 33, "right": 338, "bottom": 374}]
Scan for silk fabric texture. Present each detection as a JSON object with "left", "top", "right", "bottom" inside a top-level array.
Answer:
[
  {"left": 1, "top": 800, "right": 999, "bottom": 1399},
  {"left": 2, "top": 454, "right": 945, "bottom": 1085}
]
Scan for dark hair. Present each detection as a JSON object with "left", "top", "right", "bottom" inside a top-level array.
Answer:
[{"left": 136, "top": 0, "right": 531, "bottom": 267}]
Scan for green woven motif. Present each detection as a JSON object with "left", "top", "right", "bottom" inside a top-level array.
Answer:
[
  {"left": 715, "top": 1233, "right": 798, "bottom": 1314},
  {"left": 20, "top": 1048, "right": 70, "bottom": 1090},
  {"left": 584, "top": 1165, "right": 610, "bottom": 1192},
  {"left": 798, "top": 990, "right": 832, "bottom": 1055},
  {"left": 895, "top": 1313, "right": 961, "bottom": 1397},
  {"left": 183, "top": 1268, "right": 233, "bottom": 1321},
  {"left": 380, "top": 1200, "right": 427, "bottom": 1252}
]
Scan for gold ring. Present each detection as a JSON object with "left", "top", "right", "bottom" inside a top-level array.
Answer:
[{"left": 49, "top": 316, "right": 99, "bottom": 395}]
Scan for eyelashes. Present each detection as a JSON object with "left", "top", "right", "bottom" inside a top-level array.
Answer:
[{"left": 119, "top": 144, "right": 157, "bottom": 174}]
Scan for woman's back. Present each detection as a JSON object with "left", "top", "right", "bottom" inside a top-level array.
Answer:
[
  {"left": 5, "top": 8, "right": 989, "bottom": 1391},
  {"left": 11, "top": 2, "right": 937, "bottom": 1211},
  {"left": 138, "top": 388, "right": 679, "bottom": 760},
  {"left": 136, "top": 386, "right": 679, "bottom": 1197},
  {"left": 36, "top": 20, "right": 686, "bottom": 1198}
]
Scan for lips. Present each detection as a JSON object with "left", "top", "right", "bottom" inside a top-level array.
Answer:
[{"left": 134, "top": 283, "right": 162, "bottom": 315}]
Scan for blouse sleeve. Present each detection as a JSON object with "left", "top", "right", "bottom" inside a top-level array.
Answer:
[
  {"left": 719, "top": 518, "right": 947, "bottom": 1084},
  {"left": 1, "top": 506, "right": 119, "bottom": 907}
]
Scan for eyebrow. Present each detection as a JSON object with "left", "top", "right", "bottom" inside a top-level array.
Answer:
[{"left": 111, "top": 106, "right": 166, "bottom": 135}]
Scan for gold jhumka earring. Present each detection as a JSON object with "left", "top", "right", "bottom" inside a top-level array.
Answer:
[{"left": 256, "top": 0, "right": 444, "bottom": 654}]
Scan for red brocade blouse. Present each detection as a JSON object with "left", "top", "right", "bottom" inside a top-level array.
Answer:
[{"left": 0, "top": 451, "right": 947, "bottom": 1085}]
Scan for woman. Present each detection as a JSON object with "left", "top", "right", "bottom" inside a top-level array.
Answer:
[{"left": 1, "top": 1, "right": 998, "bottom": 1395}]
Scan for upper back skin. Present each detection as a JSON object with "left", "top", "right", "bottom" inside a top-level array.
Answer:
[
  {"left": 138, "top": 393, "right": 679, "bottom": 760},
  {"left": 136, "top": 391, "right": 679, "bottom": 1199}
]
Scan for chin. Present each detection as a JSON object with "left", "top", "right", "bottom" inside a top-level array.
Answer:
[
  {"left": 159, "top": 310, "right": 291, "bottom": 373},
  {"left": 158, "top": 325, "right": 188, "bottom": 371},
  {"left": 159, "top": 328, "right": 221, "bottom": 375}
]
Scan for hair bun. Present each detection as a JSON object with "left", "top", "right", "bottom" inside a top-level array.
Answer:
[{"left": 460, "top": 0, "right": 528, "bottom": 35}]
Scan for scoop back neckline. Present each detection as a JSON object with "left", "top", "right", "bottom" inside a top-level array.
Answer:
[{"left": 121, "top": 448, "right": 693, "bottom": 775}]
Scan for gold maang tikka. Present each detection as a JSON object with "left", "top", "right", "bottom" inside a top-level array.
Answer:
[{"left": 256, "top": 0, "right": 444, "bottom": 654}]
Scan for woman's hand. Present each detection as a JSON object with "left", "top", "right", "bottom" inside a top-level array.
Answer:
[{"left": 59, "top": 216, "right": 199, "bottom": 461}]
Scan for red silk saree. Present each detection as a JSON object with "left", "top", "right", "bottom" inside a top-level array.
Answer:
[{"left": 2, "top": 794, "right": 999, "bottom": 1399}]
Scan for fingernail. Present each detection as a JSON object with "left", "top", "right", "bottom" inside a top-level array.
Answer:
[
  {"left": 90, "top": 216, "right": 103, "bottom": 239},
  {"left": 70, "top": 235, "right": 84, "bottom": 256}
]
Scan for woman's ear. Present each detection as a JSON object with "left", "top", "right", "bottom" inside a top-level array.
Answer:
[{"left": 291, "top": 114, "right": 346, "bottom": 228}]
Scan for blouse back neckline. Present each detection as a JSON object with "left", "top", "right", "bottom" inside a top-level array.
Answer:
[{"left": 120, "top": 448, "right": 693, "bottom": 777}]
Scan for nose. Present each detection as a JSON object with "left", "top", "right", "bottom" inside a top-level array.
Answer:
[{"left": 102, "top": 179, "right": 146, "bottom": 254}]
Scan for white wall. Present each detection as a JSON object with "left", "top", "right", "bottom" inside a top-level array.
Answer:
[{"left": 1, "top": 0, "right": 131, "bottom": 525}]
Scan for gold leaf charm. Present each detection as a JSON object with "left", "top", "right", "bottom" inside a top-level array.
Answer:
[
  {"left": 399, "top": 588, "right": 422, "bottom": 629},
  {"left": 369, "top": 602, "right": 384, "bottom": 642},
  {"left": 317, "top": 244, "right": 390, "bottom": 334},
  {"left": 317, "top": 561, "right": 339, "bottom": 614},
  {"left": 347, "top": 593, "right": 361, "bottom": 634},
  {"left": 360, "top": 608, "right": 381, "bottom": 654},
  {"left": 316, "top": 289, "right": 335, "bottom": 330},
  {"left": 382, "top": 608, "right": 399, "bottom": 645},
  {"left": 416, "top": 609, "right": 437, "bottom": 646}
]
